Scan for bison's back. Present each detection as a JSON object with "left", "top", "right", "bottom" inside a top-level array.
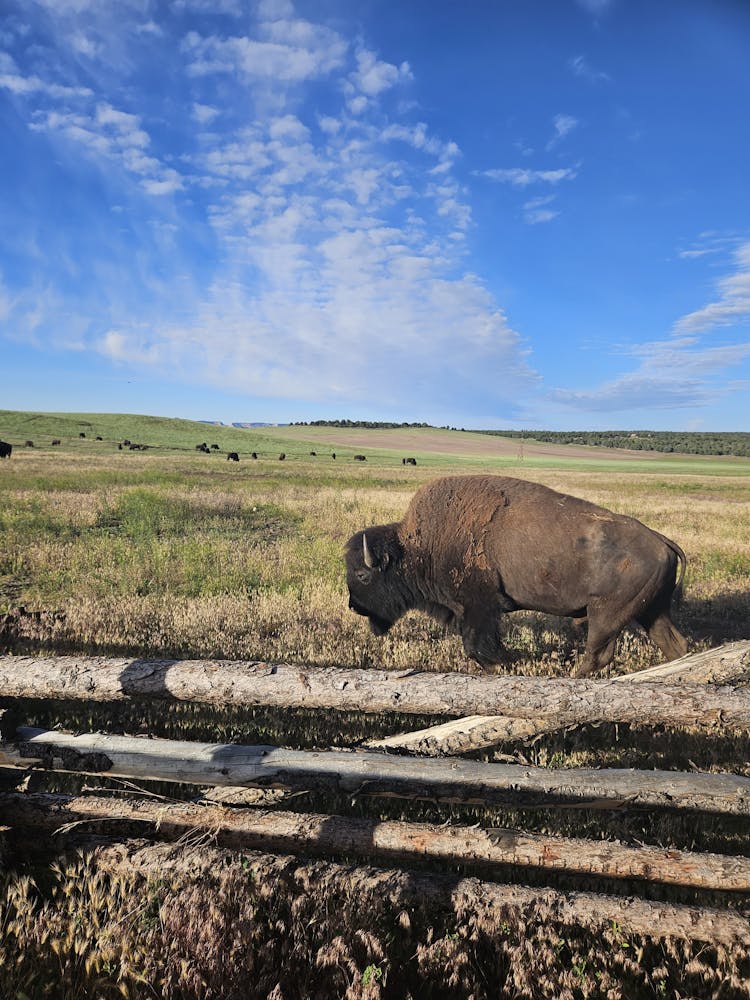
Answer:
[{"left": 400, "top": 475, "right": 676, "bottom": 616}]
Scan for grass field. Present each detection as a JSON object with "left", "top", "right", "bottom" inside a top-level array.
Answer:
[
  {"left": 2, "top": 409, "right": 749, "bottom": 676},
  {"left": 1, "top": 410, "right": 750, "bottom": 999}
]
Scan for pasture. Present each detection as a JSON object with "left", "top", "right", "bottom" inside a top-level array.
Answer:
[{"left": 1, "top": 411, "right": 750, "bottom": 998}]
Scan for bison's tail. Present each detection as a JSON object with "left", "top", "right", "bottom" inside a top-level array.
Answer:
[{"left": 654, "top": 532, "right": 687, "bottom": 607}]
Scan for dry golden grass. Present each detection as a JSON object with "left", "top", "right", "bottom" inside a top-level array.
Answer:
[
  {"left": 2, "top": 451, "right": 749, "bottom": 676},
  {"left": 2, "top": 847, "right": 748, "bottom": 1000}
]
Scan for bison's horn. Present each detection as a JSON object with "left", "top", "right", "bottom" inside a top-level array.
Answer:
[{"left": 362, "top": 533, "right": 375, "bottom": 569}]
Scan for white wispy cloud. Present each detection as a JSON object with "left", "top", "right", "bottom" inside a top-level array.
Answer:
[
  {"left": 350, "top": 48, "right": 412, "bottom": 96},
  {"left": 674, "top": 242, "right": 750, "bottom": 333},
  {"left": 569, "top": 54, "right": 611, "bottom": 83},
  {"left": 4, "top": 0, "right": 536, "bottom": 417},
  {"left": 477, "top": 166, "right": 578, "bottom": 187},
  {"left": 29, "top": 101, "right": 183, "bottom": 195},
  {"left": 0, "top": 69, "right": 92, "bottom": 99},
  {"left": 551, "top": 373, "right": 713, "bottom": 411},
  {"left": 192, "top": 102, "right": 220, "bottom": 124},
  {"left": 552, "top": 247, "right": 750, "bottom": 414},
  {"left": 523, "top": 195, "right": 559, "bottom": 225},
  {"left": 182, "top": 16, "right": 348, "bottom": 83},
  {"left": 575, "top": 0, "right": 616, "bottom": 16},
  {"left": 545, "top": 113, "right": 578, "bottom": 150}
]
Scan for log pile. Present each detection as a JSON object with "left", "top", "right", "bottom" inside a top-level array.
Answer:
[{"left": 1, "top": 643, "right": 749, "bottom": 955}]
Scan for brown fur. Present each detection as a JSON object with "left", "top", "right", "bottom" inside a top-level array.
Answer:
[{"left": 346, "top": 475, "right": 688, "bottom": 675}]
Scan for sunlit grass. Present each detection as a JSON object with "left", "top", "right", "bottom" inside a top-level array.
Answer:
[{"left": 1, "top": 440, "right": 749, "bottom": 676}]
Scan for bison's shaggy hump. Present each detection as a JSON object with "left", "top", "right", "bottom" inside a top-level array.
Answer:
[{"left": 346, "top": 475, "right": 688, "bottom": 677}]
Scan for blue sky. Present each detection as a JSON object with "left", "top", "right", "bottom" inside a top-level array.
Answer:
[{"left": 1, "top": 0, "right": 749, "bottom": 429}]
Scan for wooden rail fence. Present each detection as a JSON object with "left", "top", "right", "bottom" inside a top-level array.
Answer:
[{"left": 1, "top": 642, "right": 749, "bottom": 946}]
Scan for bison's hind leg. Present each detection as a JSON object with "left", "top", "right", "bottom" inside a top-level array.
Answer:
[
  {"left": 572, "top": 625, "right": 619, "bottom": 678},
  {"left": 573, "top": 600, "right": 636, "bottom": 678},
  {"left": 637, "top": 609, "right": 689, "bottom": 662}
]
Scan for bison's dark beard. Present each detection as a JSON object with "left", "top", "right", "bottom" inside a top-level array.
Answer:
[
  {"left": 367, "top": 614, "right": 392, "bottom": 636},
  {"left": 348, "top": 595, "right": 393, "bottom": 635}
]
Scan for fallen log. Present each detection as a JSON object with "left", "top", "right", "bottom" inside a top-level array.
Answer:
[
  {"left": 614, "top": 641, "right": 750, "bottom": 685},
  {"left": 4, "top": 791, "right": 750, "bottom": 892},
  {"left": 367, "top": 714, "right": 545, "bottom": 754},
  {"left": 4, "top": 727, "right": 750, "bottom": 815},
  {"left": 370, "top": 642, "right": 750, "bottom": 755},
  {"left": 94, "top": 840, "right": 750, "bottom": 946},
  {"left": 0, "top": 649, "right": 749, "bottom": 730}
]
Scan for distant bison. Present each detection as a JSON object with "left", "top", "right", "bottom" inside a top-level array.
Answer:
[
  {"left": 195, "top": 443, "right": 210, "bottom": 453},
  {"left": 25, "top": 440, "right": 34, "bottom": 448},
  {"left": 353, "top": 454, "right": 367, "bottom": 462},
  {"left": 79, "top": 433, "right": 86, "bottom": 439},
  {"left": 227, "top": 452, "right": 239, "bottom": 462},
  {"left": 279, "top": 453, "right": 286, "bottom": 461},
  {"left": 0, "top": 441, "right": 12, "bottom": 459},
  {"left": 251, "top": 452, "right": 258, "bottom": 460},
  {"left": 346, "top": 475, "right": 688, "bottom": 677},
  {"left": 402, "top": 457, "right": 417, "bottom": 466},
  {"left": 52, "top": 439, "right": 61, "bottom": 446},
  {"left": 96, "top": 436, "right": 103, "bottom": 441},
  {"left": 309, "top": 451, "right": 317, "bottom": 456},
  {"left": 332, "top": 453, "right": 336, "bottom": 460},
  {"left": 211, "top": 444, "right": 220, "bottom": 450}
]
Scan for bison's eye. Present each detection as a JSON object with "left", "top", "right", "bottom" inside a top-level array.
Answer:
[{"left": 355, "top": 568, "right": 372, "bottom": 584}]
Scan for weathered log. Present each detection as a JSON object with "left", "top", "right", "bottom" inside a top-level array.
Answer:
[
  {"left": 613, "top": 640, "right": 750, "bottom": 685},
  {"left": 367, "top": 714, "right": 544, "bottom": 754},
  {"left": 4, "top": 727, "right": 750, "bottom": 815},
  {"left": 0, "top": 649, "right": 749, "bottom": 729},
  {"left": 94, "top": 840, "right": 750, "bottom": 946},
  {"left": 371, "top": 642, "right": 750, "bottom": 755},
  {"left": 4, "top": 791, "right": 750, "bottom": 892}
]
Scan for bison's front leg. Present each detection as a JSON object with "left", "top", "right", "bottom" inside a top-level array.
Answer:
[{"left": 460, "top": 607, "right": 506, "bottom": 667}]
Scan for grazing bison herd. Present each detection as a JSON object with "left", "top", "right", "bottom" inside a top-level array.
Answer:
[
  {"left": 346, "top": 474, "right": 689, "bottom": 676},
  {"left": 0, "top": 437, "right": 386, "bottom": 466}
]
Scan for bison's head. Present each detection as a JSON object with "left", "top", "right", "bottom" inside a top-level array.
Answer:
[{"left": 345, "top": 524, "right": 410, "bottom": 635}]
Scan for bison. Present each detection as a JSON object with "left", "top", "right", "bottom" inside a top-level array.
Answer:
[
  {"left": 279, "top": 453, "right": 286, "bottom": 461},
  {"left": 227, "top": 452, "right": 239, "bottom": 462},
  {"left": 353, "top": 454, "right": 367, "bottom": 462},
  {"left": 402, "top": 457, "right": 417, "bottom": 466},
  {"left": 345, "top": 475, "right": 688, "bottom": 677},
  {"left": 52, "top": 439, "right": 61, "bottom": 446},
  {"left": 0, "top": 441, "right": 12, "bottom": 459},
  {"left": 251, "top": 452, "right": 258, "bottom": 460}
]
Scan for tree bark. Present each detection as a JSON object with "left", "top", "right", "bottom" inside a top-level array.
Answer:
[
  {"left": 92, "top": 839, "right": 750, "bottom": 946},
  {"left": 613, "top": 640, "right": 750, "bottom": 685},
  {"left": 370, "top": 642, "right": 750, "bottom": 755},
  {"left": 0, "top": 646, "right": 749, "bottom": 729},
  {"left": 4, "top": 791, "right": 750, "bottom": 892},
  {"left": 5, "top": 727, "right": 750, "bottom": 815},
  {"left": 367, "top": 714, "right": 545, "bottom": 754}
]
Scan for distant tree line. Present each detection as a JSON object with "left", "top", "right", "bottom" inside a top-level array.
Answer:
[
  {"left": 293, "top": 422, "right": 750, "bottom": 457},
  {"left": 293, "top": 420, "right": 433, "bottom": 429},
  {"left": 477, "top": 430, "right": 750, "bottom": 457}
]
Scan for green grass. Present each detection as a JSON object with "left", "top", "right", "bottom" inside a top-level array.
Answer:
[{"left": 3, "top": 408, "right": 750, "bottom": 476}]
